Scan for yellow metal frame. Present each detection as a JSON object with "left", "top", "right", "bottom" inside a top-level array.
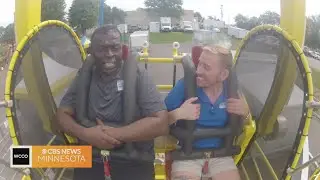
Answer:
[
  {"left": 139, "top": 57, "right": 182, "bottom": 64},
  {"left": 234, "top": 24, "right": 313, "bottom": 180},
  {"left": 5, "top": 20, "right": 86, "bottom": 179},
  {"left": 310, "top": 168, "right": 320, "bottom": 180},
  {"left": 6, "top": 20, "right": 84, "bottom": 145}
]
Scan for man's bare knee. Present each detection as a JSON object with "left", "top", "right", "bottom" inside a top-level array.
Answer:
[
  {"left": 212, "top": 169, "right": 241, "bottom": 180},
  {"left": 172, "top": 171, "right": 201, "bottom": 180}
]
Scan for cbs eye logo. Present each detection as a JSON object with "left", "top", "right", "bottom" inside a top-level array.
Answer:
[{"left": 10, "top": 146, "right": 32, "bottom": 168}]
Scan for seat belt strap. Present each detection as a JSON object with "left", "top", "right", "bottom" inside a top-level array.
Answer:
[
  {"left": 202, "top": 152, "right": 211, "bottom": 175},
  {"left": 202, "top": 160, "right": 209, "bottom": 174}
]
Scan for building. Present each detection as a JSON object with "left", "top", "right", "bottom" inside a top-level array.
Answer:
[
  {"left": 125, "top": 9, "right": 150, "bottom": 27},
  {"left": 203, "top": 19, "right": 226, "bottom": 30},
  {"left": 125, "top": 9, "right": 194, "bottom": 27}
]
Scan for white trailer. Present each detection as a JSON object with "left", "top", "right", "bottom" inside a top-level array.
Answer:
[
  {"left": 203, "top": 19, "right": 225, "bottom": 30},
  {"left": 227, "top": 26, "right": 248, "bottom": 39},
  {"left": 129, "top": 31, "right": 149, "bottom": 53},
  {"left": 160, "top": 17, "right": 172, "bottom": 32},
  {"left": 149, "top": 22, "right": 160, "bottom": 33}
]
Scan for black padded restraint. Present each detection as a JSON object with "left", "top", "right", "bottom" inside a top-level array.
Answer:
[
  {"left": 169, "top": 55, "right": 242, "bottom": 160},
  {"left": 76, "top": 55, "right": 96, "bottom": 128},
  {"left": 76, "top": 53, "right": 154, "bottom": 161}
]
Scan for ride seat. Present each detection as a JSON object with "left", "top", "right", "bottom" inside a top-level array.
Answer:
[
  {"left": 122, "top": 44, "right": 129, "bottom": 60},
  {"left": 165, "top": 46, "right": 243, "bottom": 179},
  {"left": 191, "top": 45, "right": 203, "bottom": 67},
  {"left": 165, "top": 46, "right": 204, "bottom": 179}
]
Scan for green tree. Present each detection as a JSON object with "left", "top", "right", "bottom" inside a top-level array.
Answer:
[
  {"left": 234, "top": 11, "right": 280, "bottom": 30},
  {"left": 104, "top": 5, "right": 126, "bottom": 25},
  {"left": 68, "top": 0, "right": 99, "bottom": 35},
  {"left": 234, "top": 14, "right": 250, "bottom": 29},
  {"left": 0, "top": 23, "right": 15, "bottom": 45},
  {"left": 144, "top": 0, "right": 183, "bottom": 19},
  {"left": 0, "top": 26, "right": 4, "bottom": 37},
  {"left": 247, "top": 16, "right": 260, "bottom": 30},
  {"left": 41, "top": 0, "right": 66, "bottom": 22},
  {"left": 258, "top": 11, "right": 280, "bottom": 25},
  {"left": 0, "top": 23, "right": 15, "bottom": 66},
  {"left": 103, "top": 4, "right": 112, "bottom": 24},
  {"left": 110, "top": 7, "right": 126, "bottom": 24},
  {"left": 194, "top": 12, "right": 203, "bottom": 22},
  {"left": 305, "top": 15, "right": 320, "bottom": 49}
]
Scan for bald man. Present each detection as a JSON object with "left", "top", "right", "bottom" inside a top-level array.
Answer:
[{"left": 56, "top": 24, "right": 169, "bottom": 180}]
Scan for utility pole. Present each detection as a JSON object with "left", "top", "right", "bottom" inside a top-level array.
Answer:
[
  {"left": 220, "top": 5, "right": 224, "bottom": 21},
  {"left": 98, "top": 0, "right": 105, "bottom": 26}
]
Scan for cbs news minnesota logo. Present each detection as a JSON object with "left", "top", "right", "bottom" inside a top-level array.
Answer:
[{"left": 10, "top": 145, "right": 92, "bottom": 168}]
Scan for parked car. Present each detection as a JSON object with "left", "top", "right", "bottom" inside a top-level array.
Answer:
[
  {"left": 213, "top": 28, "right": 221, "bottom": 33},
  {"left": 172, "top": 25, "right": 183, "bottom": 32},
  {"left": 183, "top": 25, "right": 193, "bottom": 33},
  {"left": 128, "top": 25, "right": 140, "bottom": 33},
  {"left": 304, "top": 46, "right": 320, "bottom": 60}
]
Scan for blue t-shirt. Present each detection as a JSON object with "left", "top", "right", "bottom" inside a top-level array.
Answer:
[{"left": 165, "top": 79, "right": 228, "bottom": 149}]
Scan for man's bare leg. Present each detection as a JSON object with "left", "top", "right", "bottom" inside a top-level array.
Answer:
[
  {"left": 209, "top": 157, "right": 240, "bottom": 180},
  {"left": 212, "top": 169, "right": 241, "bottom": 180},
  {"left": 171, "top": 172, "right": 201, "bottom": 180},
  {"left": 171, "top": 159, "right": 203, "bottom": 180}
]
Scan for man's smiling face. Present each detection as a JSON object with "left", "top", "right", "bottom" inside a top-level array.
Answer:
[{"left": 91, "top": 28, "right": 122, "bottom": 75}]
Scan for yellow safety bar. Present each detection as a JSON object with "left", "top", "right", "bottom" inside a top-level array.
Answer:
[
  {"left": 139, "top": 57, "right": 182, "bottom": 64},
  {"left": 310, "top": 168, "right": 320, "bottom": 180}
]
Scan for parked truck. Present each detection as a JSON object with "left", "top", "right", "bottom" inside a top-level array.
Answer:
[
  {"left": 181, "top": 21, "right": 193, "bottom": 33},
  {"left": 129, "top": 31, "right": 149, "bottom": 53},
  {"left": 160, "top": 17, "right": 172, "bottom": 32}
]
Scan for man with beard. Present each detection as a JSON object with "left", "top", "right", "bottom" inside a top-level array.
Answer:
[{"left": 56, "top": 25, "right": 169, "bottom": 180}]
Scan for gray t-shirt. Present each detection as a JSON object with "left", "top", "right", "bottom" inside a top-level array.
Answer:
[{"left": 59, "top": 64, "right": 166, "bottom": 160}]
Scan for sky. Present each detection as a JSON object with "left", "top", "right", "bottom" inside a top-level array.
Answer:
[{"left": 0, "top": 0, "right": 320, "bottom": 27}]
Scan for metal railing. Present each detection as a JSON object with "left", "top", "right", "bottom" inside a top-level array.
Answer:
[{"left": 139, "top": 41, "right": 183, "bottom": 90}]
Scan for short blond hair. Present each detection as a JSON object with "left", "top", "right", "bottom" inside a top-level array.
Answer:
[{"left": 202, "top": 45, "right": 233, "bottom": 69}]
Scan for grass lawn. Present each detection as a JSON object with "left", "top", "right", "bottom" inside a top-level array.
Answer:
[{"left": 149, "top": 32, "right": 193, "bottom": 44}]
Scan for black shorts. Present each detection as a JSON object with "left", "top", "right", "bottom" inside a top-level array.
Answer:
[{"left": 73, "top": 160, "right": 155, "bottom": 180}]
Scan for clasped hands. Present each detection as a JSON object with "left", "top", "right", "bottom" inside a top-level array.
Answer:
[{"left": 82, "top": 119, "right": 123, "bottom": 150}]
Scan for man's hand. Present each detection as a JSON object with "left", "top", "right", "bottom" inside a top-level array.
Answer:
[
  {"left": 96, "top": 110, "right": 169, "bottom": 143},
  {"left": 96, "top": 119, "right": 120, "bottom": 136},
  {"left": 177, "top": 97, "right": 200, "bottom": 120},
  {"left": 227, "top": 98, "right": 249, "bottom": 118},
  {"left": 81, "top": 121, "right": 122, "bottom": 149}
]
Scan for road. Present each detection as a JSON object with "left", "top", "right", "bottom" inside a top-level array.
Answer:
[
  {"left": 0, "top": 67, "right": 22, "bottom": 180},
  {"left": 0, "top": 42, "right": 320, "bottom": 179}
]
